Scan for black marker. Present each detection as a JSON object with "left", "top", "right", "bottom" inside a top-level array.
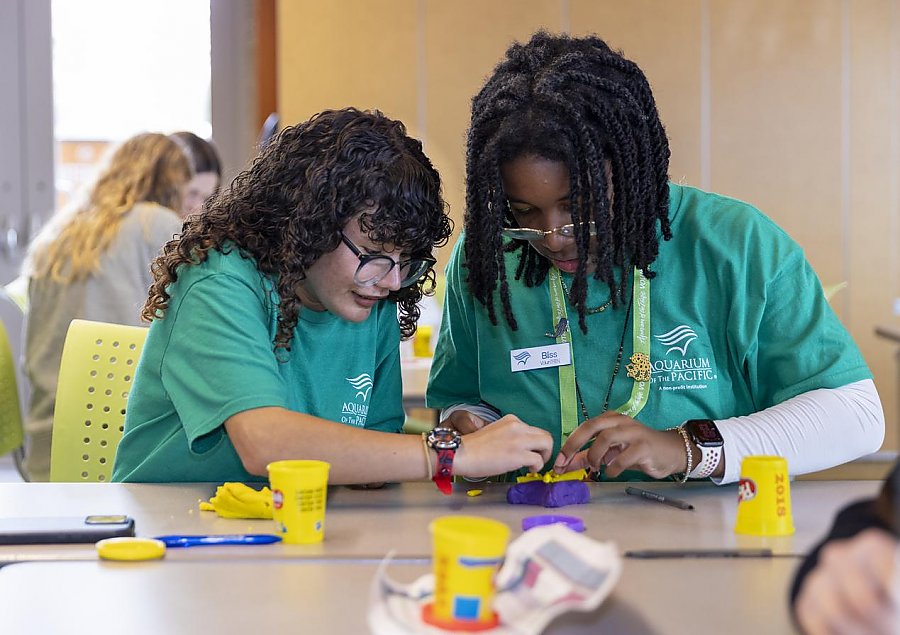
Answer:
[
  {"left": 625, "top": 548, "right": 774, "bottom": 559},
  {"left": 625, "top": 486, "right": 694, "bottom": 511}
]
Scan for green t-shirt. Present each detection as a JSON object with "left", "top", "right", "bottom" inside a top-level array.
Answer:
[
  {"left": 112, "top": 248, "right": 403, "bottom": 482},
  {"left": 427, "top": 183, "right": 871, "bottom": 475}
]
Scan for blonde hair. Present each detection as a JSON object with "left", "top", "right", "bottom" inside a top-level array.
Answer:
[{"left": 25, "top": 132, "right": 191, "bottom": 282}]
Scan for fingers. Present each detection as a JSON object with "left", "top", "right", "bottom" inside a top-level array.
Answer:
[
  {"left": 796, "top": 530, "right": 899, "bottom": 635},
  {"left": 458, "top": 415, "right": 553, "bottom": 478},
  {"left": 524, "top": 451, "right": 549, "bottom": 474},
  {"left": 444, "top": 410, "right": 486, "bottom": 435},
  {"left": 554, "top": 411, "right": 628, "bottom": 472},
  {"left": 556, "top": 419, "right": 682, "bottom": 479}
]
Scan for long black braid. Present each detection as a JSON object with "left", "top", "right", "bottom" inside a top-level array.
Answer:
[{"left": 465, "top": 31, "right": 672, "bottom": 333}]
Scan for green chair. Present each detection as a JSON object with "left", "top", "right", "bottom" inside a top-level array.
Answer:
[
  {"left": 0, "top": 320, "right": 24, "bottom": 459},
  {"left": 49, "top": 320, "right": 148, "bottom": 482}
]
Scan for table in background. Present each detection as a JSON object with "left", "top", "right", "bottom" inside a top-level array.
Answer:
[
  {"left": 0, "top": 556, "right": 800, "bottom": 635},
  {"left": 0, "top": 480, "right": 879, "bottom": 565},
  {"left": 400, "top": 356, "right": 431, "bottom": 410}
]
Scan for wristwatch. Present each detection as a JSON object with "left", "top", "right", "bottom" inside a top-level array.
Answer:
[
  {"left": 683, "top": 419, "right": 724, "bottom": 479},
  {"left": 426, "top": 427, "right": 461, "bottom": 495}
]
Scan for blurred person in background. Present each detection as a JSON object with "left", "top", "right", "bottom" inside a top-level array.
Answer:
[
  {"left": 20, "top": 132, "right": 189, "bottom": 481},
  {"left": 169, "top": 131, "right": 222, "bottom": 217}
]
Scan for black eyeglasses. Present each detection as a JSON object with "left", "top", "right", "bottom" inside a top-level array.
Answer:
[{"left": 340, "top": 233, "right": 435, "bottom": 288}]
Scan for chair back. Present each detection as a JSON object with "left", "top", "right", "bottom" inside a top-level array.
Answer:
[
  {"left": 49, "top": 320, "right": 148, "bottom": 482},
  {"left": 0, "top": 320, "right": 24, "bottom": 457},
  {"left": 0, "top": 286, "right": 29, "bottom": 421}
]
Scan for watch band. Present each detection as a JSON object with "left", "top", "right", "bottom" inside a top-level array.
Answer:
[
  {"left": 687, "top": 444, "right": 722, "bottom": 479},
  {"left": 433, "top": 449, "right": 455, "bottom": 495}
]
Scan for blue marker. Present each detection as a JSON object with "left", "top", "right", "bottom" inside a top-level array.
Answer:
[{"left": 154, "top": 534, "right": 282, "bottom": 548}]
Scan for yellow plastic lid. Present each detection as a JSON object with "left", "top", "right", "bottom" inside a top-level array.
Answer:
[{"left": 96, "top": 537, "right": 166, "bottom": 561}]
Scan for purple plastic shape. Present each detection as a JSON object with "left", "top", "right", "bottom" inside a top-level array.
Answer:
[
  {"left": 521, "top": 514, "right": 586, "bottom": 532},
  {"left": 506, "top": 480, "right": 590, "bottom": 508}
]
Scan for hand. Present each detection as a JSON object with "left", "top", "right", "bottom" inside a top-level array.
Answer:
[
  {"left": 552, "top": 411, "right": 687, "bottom": 479},
  {"left": 454, "top": 415, "right": 553, "bottom": 478},
  {"left": 795, "top": 528, "right": 899, "bottom": 635},
  {"left": 443, "top": 409, "right": 489, "bottom": 434}
]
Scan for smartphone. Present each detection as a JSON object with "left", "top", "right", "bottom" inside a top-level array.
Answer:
[{"left": 0, "top": 515, "right": 135, "bottom": 544}]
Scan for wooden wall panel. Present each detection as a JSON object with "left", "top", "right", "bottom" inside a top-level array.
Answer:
[
  {"left": 276, "top": 0, "right": 418, "bottom": 128},
  {"left": 424, "top": 0, "right": 564, "bottom": 235},
  {"left": 847, "top": 0, "right": 898, "bottom": 450},
  {"left": 709, "top": 0, "right": 845, "bottom": 289},
  {"left": 571, "top": 0, "right": 704, "bottom": 186}
]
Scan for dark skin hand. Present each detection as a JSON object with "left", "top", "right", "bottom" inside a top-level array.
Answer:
[{"left": 552, "top": 411, "right": 725, "bottom": 479}]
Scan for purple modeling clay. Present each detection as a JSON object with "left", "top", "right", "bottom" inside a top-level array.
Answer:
[{"left": 506, "top": 480, "right": 590, "bottom": 508}]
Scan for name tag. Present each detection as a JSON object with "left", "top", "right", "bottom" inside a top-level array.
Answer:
[{"left": 510, "top": 343, "right": 572, "bottom": 373}]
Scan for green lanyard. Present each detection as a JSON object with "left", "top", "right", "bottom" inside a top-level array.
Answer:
[{"left": 548, "top": 267, "right": 652, "bottom": 441}]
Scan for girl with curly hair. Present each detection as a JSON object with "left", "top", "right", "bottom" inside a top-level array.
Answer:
[
  {"left": 427, "top": 32, "right": 883, "bottom": 484},
  {"left": 112, "top": 108, "right": 551, "bottom": 484},
  {"left": 23, "top": 132, "right": 189, "bottom": 481}
]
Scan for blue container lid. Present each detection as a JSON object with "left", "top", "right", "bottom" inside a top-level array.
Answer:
[{"left": 521, "top": 514, "right": 585, "bottom": 532}]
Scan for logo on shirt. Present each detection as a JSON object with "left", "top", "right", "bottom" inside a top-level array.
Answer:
[
  {"left": 650, "top": 323, "right": 717, "bottom": 393},
  {"left": 513, "top": 351, "right": 531, "bottom": 366},
  {"left": 341, "top": 373, "right": 372, "bottom": 427},
  {"left": 655, "top": 325, "right": 698, "bottom": 356},
  {"left": 346, "top": 373, "right": 373, "bottom": 401}
]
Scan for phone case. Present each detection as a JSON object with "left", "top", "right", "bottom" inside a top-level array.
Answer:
[{"left": 0, "top": 516, "right": 135, "bottom": 544}]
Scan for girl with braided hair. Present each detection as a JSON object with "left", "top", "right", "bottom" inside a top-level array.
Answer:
[
  {"left": 427, "top": 32, "right": 883, "bottom": 484},
  {"left": 113, "top": 108, "right": 552, "bottom": 484}
]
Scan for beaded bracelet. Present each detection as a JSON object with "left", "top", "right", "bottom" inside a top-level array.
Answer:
[
  {"left": 673, "top": 426, "right": 694, "bottom": 484},
  {"left": 420, "top": 432, "right": 434, "bottom": 479}
]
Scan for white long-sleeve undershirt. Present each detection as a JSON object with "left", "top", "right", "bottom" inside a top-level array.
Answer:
[
  {"left": 440, "top": 379, "right": 885, "bottom": 485},
  {"left": 712, "top": 379, "right": 883, "bottom": 484}
]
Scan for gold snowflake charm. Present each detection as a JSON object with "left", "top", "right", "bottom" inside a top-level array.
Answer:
[{"left": 626, "top": 352, "right": 651, "bottom": 382}]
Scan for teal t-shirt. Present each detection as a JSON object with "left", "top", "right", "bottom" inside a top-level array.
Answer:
[
  {"left": 427, "top": 183, "right": 871, "bottom": 475},
  {"left": 112, "top": 248, "right": 403, "bottom": 482}
]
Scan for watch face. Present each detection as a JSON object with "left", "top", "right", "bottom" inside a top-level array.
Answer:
[
  {"left": 428, "top": 427, "right": 461, "bottom": 450},
  {"left": 686, "top": 419, "right": 724, "bottom": 447}
]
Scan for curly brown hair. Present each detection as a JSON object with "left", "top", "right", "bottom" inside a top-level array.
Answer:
[{"left": 143, "top": 108, "right": 452, "bottom": 350}]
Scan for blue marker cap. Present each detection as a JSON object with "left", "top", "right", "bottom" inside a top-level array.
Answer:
[{"left": 154, "top": 534, "right": 281, "bottom": 548}]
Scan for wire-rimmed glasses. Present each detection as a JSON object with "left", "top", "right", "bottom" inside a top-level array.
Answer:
[{"left": 501, "top": 221, "right": 597, "bottom": 241}]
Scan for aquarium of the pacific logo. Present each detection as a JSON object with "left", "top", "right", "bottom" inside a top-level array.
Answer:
[
  {"left": 651, "top": 325, "right": 717, "bottom": 391},
  {"left": 341, "top": 373, "right": 372, "bottom": 426}
]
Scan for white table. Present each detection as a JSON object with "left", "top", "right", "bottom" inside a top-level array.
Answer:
[
  {"left": 0, "top": 480, "right": 880, "bottom": 565},
  {"left": 0, "top": 557, "right": 802, "bottom": 634}
]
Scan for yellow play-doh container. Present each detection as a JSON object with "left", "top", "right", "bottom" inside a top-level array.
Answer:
[
  {"left": 734, "top": 455, "right": 794, "bottom": 536},
  {"left": 422, "top": 515, "right": 510, "bottom": 631},
  {"left": 267, "top": 460, "right": 330, "bottom": 544},
  {"left": 413, "top": 325, "right": 433, "bottom": 357}
]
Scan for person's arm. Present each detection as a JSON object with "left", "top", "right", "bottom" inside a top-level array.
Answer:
[
  {"left": 553, "top": 380, "right": 883, "bottom": 482},
  {"left": 225, "top": 406, "right": 553, "bottom": 484},
  {"left": 791, "top": 460, "right": 900, "bottom": 634},
  {"left": 713, "top": 379, "right": 883, "bottom": 484},
  {"left": 792, "top": 527, "right": 898, "bottom": 635}
]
